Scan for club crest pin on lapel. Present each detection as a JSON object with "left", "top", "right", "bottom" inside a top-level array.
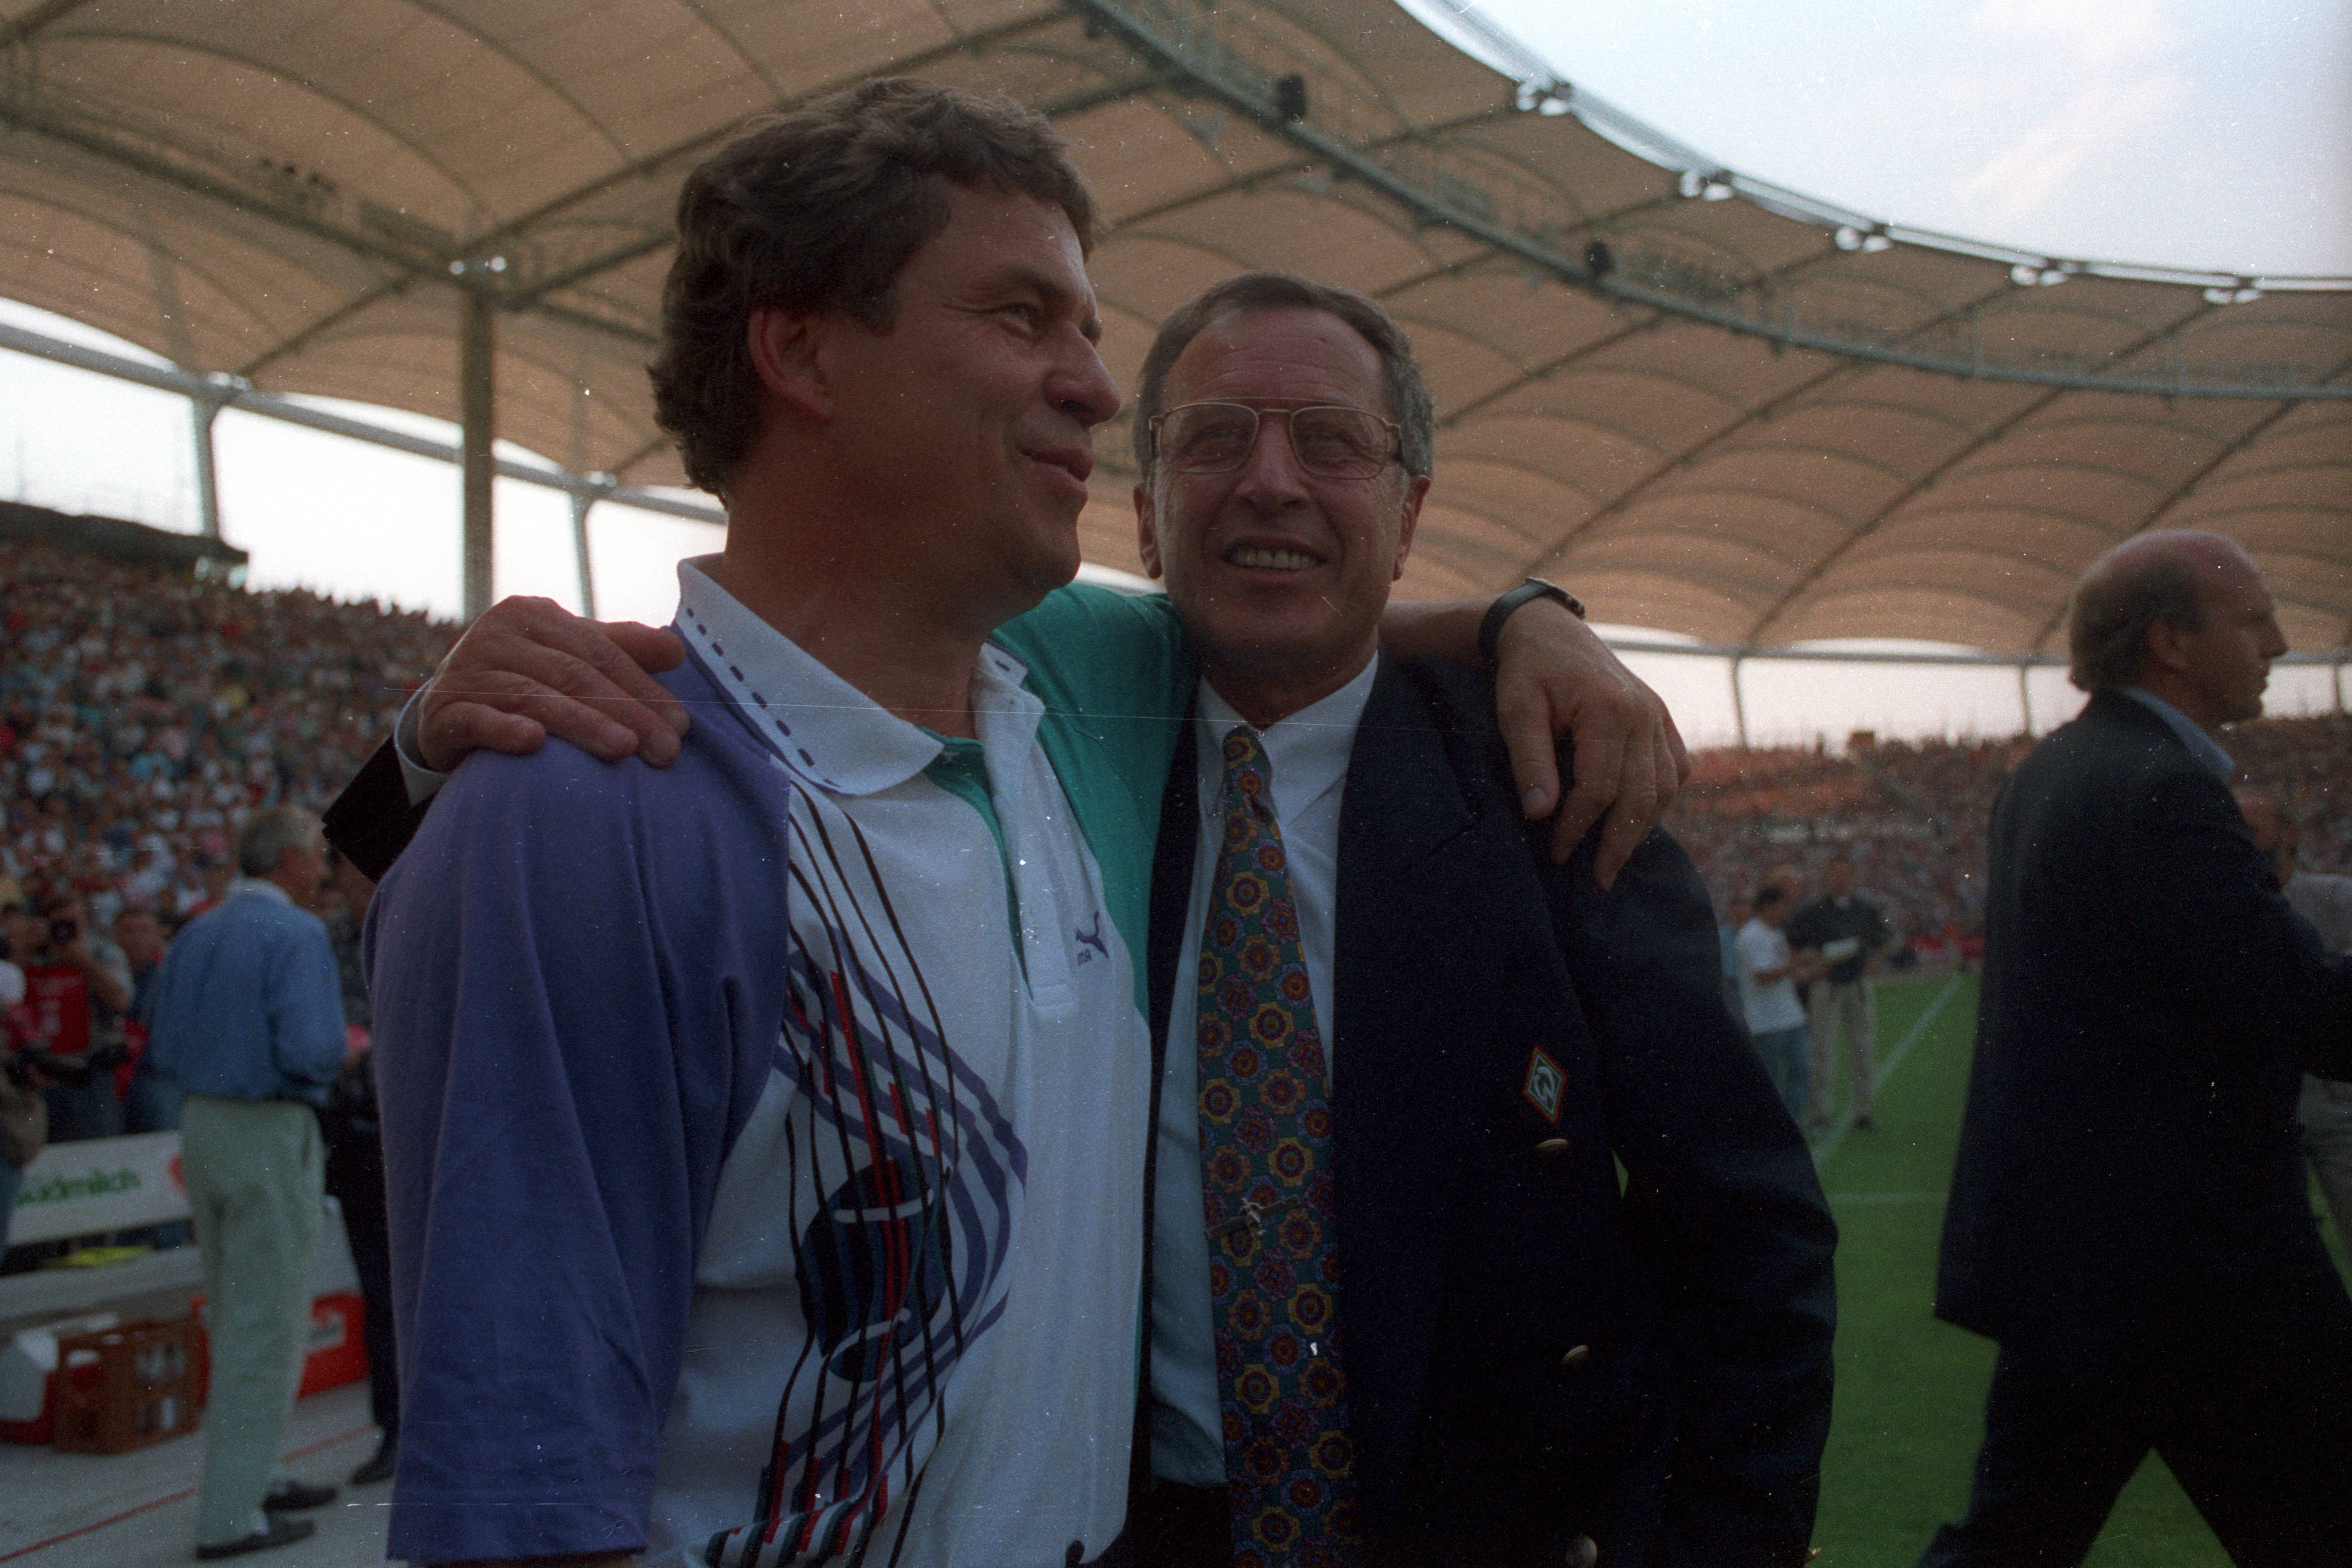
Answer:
[{"left": 1522, "top": 1046, "right": 1565, "bottom": 1124}]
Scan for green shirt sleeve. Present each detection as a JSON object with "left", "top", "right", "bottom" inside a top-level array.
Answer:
[
  {"left": 993, "top": 583, "right": 1198, "bottom": 1008},
  {"left": 995, "top": 582, "right": 1194, "bottom": 729}
]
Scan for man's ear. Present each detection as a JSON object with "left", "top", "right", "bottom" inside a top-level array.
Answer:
[
  {"left": 1134, "top": 482, "right": 1165, "bottom": 579},
  {"left": 1391, "top": 473, "right": 1431, "bottom": 581},
  {"left": 2143, "top": 616, "right": 2192, "bottom": 677},
  {"left": 746, "top": 305, "right": 831, "bottom": 421}
]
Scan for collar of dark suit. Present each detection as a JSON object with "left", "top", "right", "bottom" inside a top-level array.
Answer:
[
  {"left": 1335, "top": 658, "right": 1481, "bottom": 871},
  {"left": 2118, "top": 686, "right": 2234, "bottom": 779},
  {"left": 2084, "top": 686, "right": 2235, "bottom": 779},
  {"left": 1151, "top": 657, "right": 1484, "bottom": 927}
]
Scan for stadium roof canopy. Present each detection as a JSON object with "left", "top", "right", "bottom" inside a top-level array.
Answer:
[{"left": 2, "top": 0, "right": 2347, "bottom": 654}]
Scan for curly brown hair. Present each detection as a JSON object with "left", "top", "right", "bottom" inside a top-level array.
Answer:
[{"left": 649, "top": 79, "right": 1095, "bottom": 496}]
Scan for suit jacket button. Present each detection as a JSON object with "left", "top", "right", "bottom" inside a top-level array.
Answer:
[
  {"left": 1566, "top": 1536, "right": 1598, "bottom": 1567},
  {"left": 1534, "top": 1136, "right": 1571, "bottom": 1161},
  {"left": 1560, "top": 1343, "right": 1591, "bottom": 1369}
]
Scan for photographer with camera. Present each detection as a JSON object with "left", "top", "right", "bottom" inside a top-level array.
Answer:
[{"left": 9, "top": 893, "right": 132, "bottom": 1143}]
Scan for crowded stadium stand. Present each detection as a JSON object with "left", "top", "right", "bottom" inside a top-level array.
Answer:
[
  {"left": 8, "top": 510, "right": 2346, "bottom": 972},
  {"left": 0, "top": 510, "right": 452, "bottom": 927},
  {"left": 1671, "top": 719, "right": 2352, "bottom": 959}
]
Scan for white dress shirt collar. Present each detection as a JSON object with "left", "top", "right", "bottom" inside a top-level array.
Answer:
[{"left": 1194, "top": 654, "right": 1379, "bottom": 820}]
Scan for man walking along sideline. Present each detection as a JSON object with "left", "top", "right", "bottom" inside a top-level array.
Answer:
[
  {"left": 342, "top": 84, "right": 1681, "bottom": 1568},
  {"left": 145, "top": 807, "right": 348, "bottom": 1561},
  {"left": 1785, "top": 857, "right": 1891, "bottom": 1132},
  {"left": 361, "top": 268, "right": 1832, "bottom": 1565},
  {"left": 1922, "top": 531, "right": 2352, "bottom": 1567}
]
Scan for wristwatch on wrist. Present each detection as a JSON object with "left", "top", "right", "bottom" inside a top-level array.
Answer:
[{"left": 1478, "top": 576, "right": 1586, "bottom": 670}]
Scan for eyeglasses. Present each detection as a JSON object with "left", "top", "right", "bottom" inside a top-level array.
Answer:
[{"left": 1148, "top": 401, "right": 1401, "bottom": 480}]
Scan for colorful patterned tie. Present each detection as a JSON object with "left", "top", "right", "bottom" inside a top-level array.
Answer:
[{"left": 1196, "top": 726, "right": 1357, "bottom": 1567}]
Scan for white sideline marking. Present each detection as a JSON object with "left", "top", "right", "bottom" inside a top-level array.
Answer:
[{"left": 1811, "top": 971, "right": 1965, "bottom": 1167}]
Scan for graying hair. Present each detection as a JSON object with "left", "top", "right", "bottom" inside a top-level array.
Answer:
[
  {"left": 236, "top": 806, "right": 323, "bottom": 878},
  {"left": 1131, "top": 272, "right": 1435, "bottom": 483}
]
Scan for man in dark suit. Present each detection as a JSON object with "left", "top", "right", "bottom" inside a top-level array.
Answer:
[
  {"left": 333, "top": 272, "right": 1833, "bottom": 1566},
  {"left": 1922, "top": 530, "right": 2352, "bottom": 1567},
  {"left": 1121, "top": 274, "right": 1833, "bottom": 1567}
]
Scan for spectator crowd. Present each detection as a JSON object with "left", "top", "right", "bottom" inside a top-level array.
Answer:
[
  {"left": 3, "top": 531, "right": 446, "bottom": 1257},
  {"left": 1672, "top": 718, "right": 2352, "bottom": 953},
  {"left": 6, "top": 525, "right": 2350, "bottom": 998},
  {"left": 1, "top": 535, "right": 450, "bottom": 930}
]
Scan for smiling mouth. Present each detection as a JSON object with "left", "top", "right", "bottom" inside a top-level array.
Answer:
[
  {"left": 1027, "top": 449, "right": 1092, "bottom": 485},
  {"left": 1225, "top": 545, "right": 1319, "bottom": 571}
]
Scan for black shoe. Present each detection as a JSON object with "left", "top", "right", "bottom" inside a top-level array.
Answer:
[
  {"left": 261, "top": 1480, "right": 337, "bottom": 1512},
  {"left": 350, "top": 1439, "right": 397, "bottom": 1487},
  {"left": 197, "top": 1517, "right": 315, "bottom": 1559}
]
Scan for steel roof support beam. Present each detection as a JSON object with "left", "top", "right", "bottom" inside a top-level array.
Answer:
[
  {"left": 190, "top": 399, "right": 221, "bottom": 540},
  {"left": 567, "top": 381, "right": 600, "bottom": 619},
  {"left": 0, "top": 316, "right": 719, "bottom": 520},
  {"left": 570, "top": 491, "right": 600, "bottom": 620},
  {"left": 459, "top": 286, "right": 496, "bottom": 621}
]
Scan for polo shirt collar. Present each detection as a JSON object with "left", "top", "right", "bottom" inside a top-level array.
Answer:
[
  {"left": 227, "top": 877, "right": 291, "bottom": 906},
  {"left": 2122, "top": 686, "right": 2234, "bottom": 781},
  {"left": 674, "top": 557, "right": 1040, "bottom": 797},
  {"left": 1196, "top": 653, "right": 1377, "bottom": 821}
]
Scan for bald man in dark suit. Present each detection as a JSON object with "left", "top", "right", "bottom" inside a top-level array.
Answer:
[{"left": 1924, "top": 531, "right": 2352, "bottom": 1567}]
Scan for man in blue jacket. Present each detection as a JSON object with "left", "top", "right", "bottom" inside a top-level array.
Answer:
[{"left": 148, "top": 805, "right": 349, "bottom": 1561}]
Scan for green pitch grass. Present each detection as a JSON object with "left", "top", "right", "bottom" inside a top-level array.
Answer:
[{"left": 1807, "top": 971, "right": 2352, "bottom": 1566}]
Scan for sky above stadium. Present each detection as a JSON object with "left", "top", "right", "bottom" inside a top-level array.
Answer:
[
  {"left": 1446, "top": 0, "right": 2350, "bottom": 278},
  {"left": 2, "top": 0, "right": 2345, "bottom": 746}
]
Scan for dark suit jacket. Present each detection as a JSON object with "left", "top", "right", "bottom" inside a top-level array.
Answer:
[
  {"left": 1936, "top": 689, "right": 2352, "bottom": 1372},
  {"left": 1147, "top": 659, "right": 1836, "bottom": 1568},
  {"left": 325, "top": 737, "right": 427, "bottom": 884}
]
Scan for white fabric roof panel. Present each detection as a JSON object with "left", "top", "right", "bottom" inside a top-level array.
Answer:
[{"left": 0, "top": 0, "right": 2342, "bottom": 654}]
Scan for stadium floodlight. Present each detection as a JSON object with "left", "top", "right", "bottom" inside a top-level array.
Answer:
[
  {"left": 1678, "top": 168, "right": 1736, "bottom": 201},
  {"left": 1836, "top": 226, "right": 1895, "bottom": 253},
  {"left": 1513, "top": 79, "right": 1572, "bottom": 115},
  {"left": 2010, "top": 262, "right": 2072, "bottom": 287},
  {"left": 2203, "top": 282, "right": 2265, "bottom": 305}
]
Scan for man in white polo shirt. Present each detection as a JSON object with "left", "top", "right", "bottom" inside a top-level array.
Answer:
[
  {"left": 1737, "top": 880, "right": 1820, "bottom": 1126},
  {"left": 347, "top": 81, "right": 1682, "bottom": 1568}
]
